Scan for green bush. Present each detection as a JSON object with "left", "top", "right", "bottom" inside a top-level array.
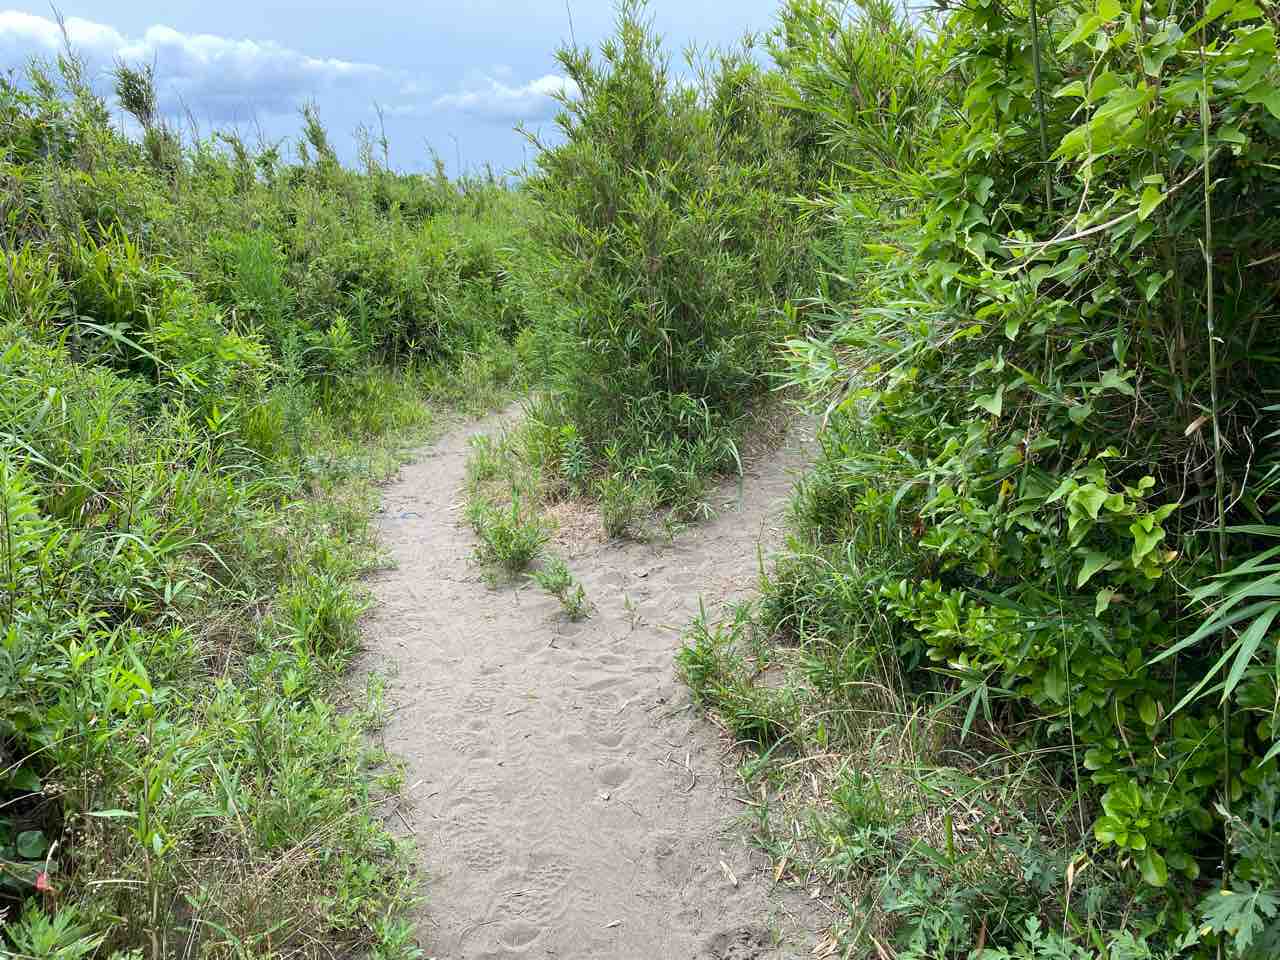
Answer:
[
  {"left": 0, "top": 54, "right": 519, "bottom": 956},
  {"left": 522, "top": 1, "right": 812, "bottom": 504},
  {"left": 678, "top": 0, "right": 1280, "bottom": 956}
]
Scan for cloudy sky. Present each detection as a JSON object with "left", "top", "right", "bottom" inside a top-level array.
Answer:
[{"left": 0, "top": 2, "right": 782, "bottom": 176}]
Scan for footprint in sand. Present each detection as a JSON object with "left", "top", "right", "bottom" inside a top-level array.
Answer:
[{"left": 360, "top": 407, "right": 820, "bottom": 957}]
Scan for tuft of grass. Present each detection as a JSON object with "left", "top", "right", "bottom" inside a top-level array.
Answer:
[
  {"left": 466, "top": 491, "right": 550, "bottom": 575},
  {"left": 532, "top": 555, "right": 591, "bottom": 620},
  {"left": 597, "top": 473, "right": 655, "bottom": 540}
]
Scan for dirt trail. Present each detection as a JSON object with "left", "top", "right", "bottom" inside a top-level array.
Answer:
[{"left": 360, "top": 407, "right": 817, "bottom": 959}]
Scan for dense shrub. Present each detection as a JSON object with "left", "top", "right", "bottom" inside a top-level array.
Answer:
[
  {"left": 683, "top": 0, "right": 1280, "bottom": 956},
  {"left": 519, "top": 1, "right": 814, "bottom": 507}
]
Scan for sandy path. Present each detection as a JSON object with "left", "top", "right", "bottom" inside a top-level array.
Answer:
[{"left": 360, "top": 406, "right": 816, "bottom": 959}]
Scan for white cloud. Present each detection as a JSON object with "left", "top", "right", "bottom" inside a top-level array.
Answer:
[
  {"left": 432, "top": 72, "right": 578, "bottom": 123},
  {"left": 0, "top": 10, "right": 386, "bottom": 123}
]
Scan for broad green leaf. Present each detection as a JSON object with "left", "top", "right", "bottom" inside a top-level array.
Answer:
[
  {"left": 1140, "top": 848, "right": 1168, "bottom": 886},
  {"left": 973, "top": 384, "right": 1004, "bottom": 417},
  {"left": 1072, "top": 484, "right": 1109, "bottom": 520},
  {"left": 6, "top": 766, "right": 40, "bottom": 793},
  {"left": 1043, "top": 662, "right": 1067, "bottom": 702},
  {"left": 1056, "top": 125, "right": 1092, "bottom": 159},
  {"left": 1078, "top": 551, "right": 1113, "bottom": 587},
  {"left": 1068, "top": 401, "right": 1094, "bottom": 425},
  {"left": 1060, "top": 13, "right": 1108, "bottom": 51},
  {"left": 1095, "top": 85, "right": 1153, "bottom": 122},
  {"left": 973, "top": 175, "right": 994, "bottom": 205},
  {"left": 1138, "top": 185, "right": 1165, "bottom": 221},
  {"left": 1098, "top": 368, "right": 1135, "bottom": 396},
  {"left": 1258, "top": 88, "right": 1280, "bottom": 120},
  {"left": 1130, "top": 520, "right": 1165, "bottom": 561},
  {"left": 1096, "top": 588, "right": 1119, "bottom": 616},
  {"left": 16, "top": 830, "right": 47, "bottom": 859},
  {"left": 1094, "top": 815, "right": 1123, "bottom": 842},
  {"left": 1138, "top": 694, "right": 1158, "bottom": 726}
]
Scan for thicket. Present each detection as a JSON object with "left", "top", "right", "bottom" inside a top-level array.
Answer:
[
  {"left": 0, "top": 52, "right": 523, "bottom": 956},
  {"left": 681, "top": 0, "right": 1280, "bottom": 957},
  {"left": 492, "top": 1, "right": 817, "bottom": 528}
]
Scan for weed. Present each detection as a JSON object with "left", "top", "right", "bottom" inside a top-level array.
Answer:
[
  {"left": 597, "top": 473, "right": 654, "bottom": 540},
  {"left": 532, "top": 555, "right": 590, "bottom": 620},
  {"left": 467, "top": 493, "right": 549, "bottom": 575},
  {"left": 0, "top": 56, "right": 519, "bottom": 956}
]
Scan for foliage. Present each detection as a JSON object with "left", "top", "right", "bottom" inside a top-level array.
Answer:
[
  {"left": 532, "top": 555, "right": 590, "bottom": 620},
  {"left": 467, "top": 493, "right": 550, "bottom": 575},
  {"left": 681, "top": 0, "right": 1280, "bottom": 956},
  {"left": 519, "top": 0, "right": 813, "bottom": 508},
  {"left": 0, "top": 55, "right": 522, "bottom": 956}
]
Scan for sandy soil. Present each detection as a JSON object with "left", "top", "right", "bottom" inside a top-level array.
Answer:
[{"left": 359, "top": 407, "right": 817, "bottom": 959}]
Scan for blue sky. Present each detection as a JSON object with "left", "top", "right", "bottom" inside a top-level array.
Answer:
[{"left": 0, "top": 2, "right": 783, "bottom": 176}]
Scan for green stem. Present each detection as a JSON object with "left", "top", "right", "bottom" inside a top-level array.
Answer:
[
  {"left": 1029, "top": 0, "right": 1053, "bottom": 213},
  {"left": 1200, "top": 37, "right": 1231, "bottom": 872}
]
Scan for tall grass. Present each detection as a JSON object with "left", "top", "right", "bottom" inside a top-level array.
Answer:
[
  {"left": 0, "top": 56, "right": 524, "bottom": 955},
  {"left": 508, "top": 1, "right": 815, "bottom": 519}
]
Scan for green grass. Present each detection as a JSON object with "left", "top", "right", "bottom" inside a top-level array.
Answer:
[
  {"left": 532, "top": 556, "right": 591, "bottom": 620},
  {"left": 466, "top": 492, "right": 550, "bottom": 576},
  {"left": 0, "top": 54, "right": 526, "bottom": 956}
]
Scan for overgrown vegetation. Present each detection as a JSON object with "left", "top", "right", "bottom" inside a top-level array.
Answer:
[
  {"left": 681, "top": 0, "right": 1280, "bottom": 957},
  {"left": 1, "top": 47, "right": 524, "bottom": 955},
  {"left": 6, "top": 0, "right": 1279, "bottom": 956},
  {"left": 463, "top": 0, "right": 815, "bottom": 541}
]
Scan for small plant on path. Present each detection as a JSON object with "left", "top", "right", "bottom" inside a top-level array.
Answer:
[
  {"left": 533, "top": 555, "right": 590, "bottom": 620},
  {"left": 467, "top": 491, "right": 549, "bottom": 574}
]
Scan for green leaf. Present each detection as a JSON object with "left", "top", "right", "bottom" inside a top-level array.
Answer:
[
  {"left": 1257, "top": 88, "right": 1280, "bottom": 120},
  {"left": 973, "top": 384, "right": 1004, "bottom": 417},
  {"left": 1138, "top": 694, "right": 1158, "bottom": 726},
  {"left": 1098, "top": 368, "right": 1135, "bottom": 396},
  {"left": 1138, "top": 185, "right": 1165, "bottom": 221},
  {"left": 1096, "top": 588, "right": 1119, "bottom": 616},
  {"left": 1139, "top": 848, "right": 1168, "bottom": 887},
  {"left": 1094, "top": 815, "right": 1123, "bottom": 842},
  {"left": 1078, "top": 551, "right": 1113, "bottom": 587},
  {"left": 6, "top": 766, "right": 40, "bottom": 793},
  {"left": 1220, "top": 605, "right": 1280, "bottom": 704},
  {"left": 1060, "top": 0, "right": 1122, "bottom": 50},
  {"left": 1201, "top": 886, "right": 1280, "bottom": 955},
  {"left": 1068, "top": 401, "right": 1094, "bottom": 425},
  {"left": 1072, "top": 484, "right": 1109, "bottom": 520},
  {"left": 1130, "top": 520, "right": 1165, "bottom": 561},
  {"left": 973, "top": 175, "right": 994, "bottom": 205},
  {"left": 1043, "top": 662, "right": 1067, "bottom": 703},
  {"left": 15, "top": 830, "right": 47, "bottom": 860}
]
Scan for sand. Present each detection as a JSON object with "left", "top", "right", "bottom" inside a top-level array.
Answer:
[{"left": 359, "top": 407, "right": 817, "bottom": 959}]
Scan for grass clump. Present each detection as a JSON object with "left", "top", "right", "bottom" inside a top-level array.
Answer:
[
  {"left": 467, "top": 493, "right": 550, "bottom": 575},
  {"left": 532, "top": 556, "right": 591, "bottom": 621},
  {"left": 510, "top": 1, "right": 815, "bottom": 518}
]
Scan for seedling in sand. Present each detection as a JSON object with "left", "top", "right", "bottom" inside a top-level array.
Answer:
[{"left": 533, "top": 555, "right": 590, "bottom": 620}]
